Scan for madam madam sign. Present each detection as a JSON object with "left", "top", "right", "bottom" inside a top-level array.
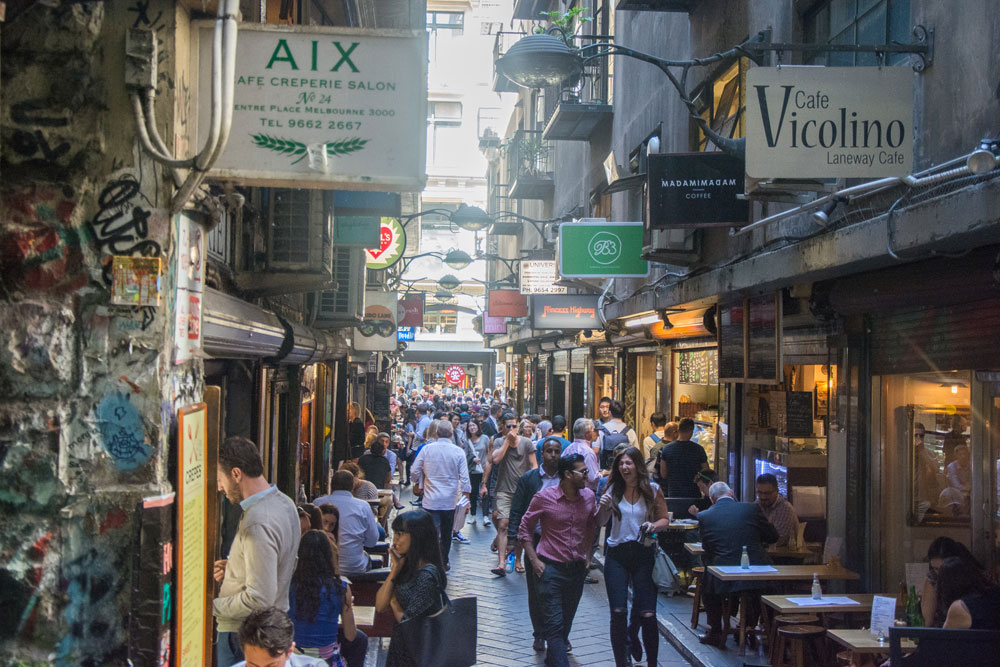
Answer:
[{"left": 746, "top": 66, "right": 913, "bottom": 179}]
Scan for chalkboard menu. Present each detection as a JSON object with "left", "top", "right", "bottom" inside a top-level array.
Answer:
[
  {"left": 718, "top": 301, "right": 746, "bottom": 381},
  {"left": 785, "top": 391, "right": 814, "bottom": 436},
  {"left": 677, "top": 349, "right": 719, "bottom": 385},
  {"left": 747, "top": 293, "right": 781, "bottom": 382}
]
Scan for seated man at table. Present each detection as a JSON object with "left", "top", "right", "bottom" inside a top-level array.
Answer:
[
  {"left": 755, "top": 473, "right": 800, "bottom": 547},
  {"left": 313, "top": 471, "right": 380, "bottom": 576},
  {"left": 697, "top": 481, "right": 778, "bottom": 648}
]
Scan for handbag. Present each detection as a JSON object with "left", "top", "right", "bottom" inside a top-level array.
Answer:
[
  {"left": 652, "top": 544, "right": 684, "bottom": 595},
  {"left": 391, "top": 583, "right": 477, "bottom": 666}
]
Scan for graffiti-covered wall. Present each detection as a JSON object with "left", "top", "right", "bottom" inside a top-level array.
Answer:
[{"left": 0, "top": 2, "right": 201, "bottom": 664}]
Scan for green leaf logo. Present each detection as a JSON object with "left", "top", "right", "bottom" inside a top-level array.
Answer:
[{"left": 250, "top": 134, "right": 368, "bottom": 164}]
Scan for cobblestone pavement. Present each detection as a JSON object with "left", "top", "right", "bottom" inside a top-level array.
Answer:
[{"left": 440, "top": 508, "right": 693, "bottom": 667}]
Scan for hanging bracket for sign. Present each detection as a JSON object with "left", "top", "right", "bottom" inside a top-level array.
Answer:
[{"left": 744, "top": 25, "right": 933, "bottom": 72}]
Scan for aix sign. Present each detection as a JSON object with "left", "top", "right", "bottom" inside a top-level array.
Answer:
[{"left": 746, "top": 66, "right": 913, "bottom": 179}]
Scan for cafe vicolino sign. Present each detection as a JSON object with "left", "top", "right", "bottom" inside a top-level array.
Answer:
[
  {"left": 192, "top": 23, "right": 428, "bottom": 190},
  {"left": 746, "top": 66, "right": 913, "bottom": 179}
]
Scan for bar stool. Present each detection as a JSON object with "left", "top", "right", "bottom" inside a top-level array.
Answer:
[
  {"left": 689, "top": 567, "right": 705, "bottom": 629},
  {"left": 773, "top": 624, "right": 826, "bottom": 667},
  {"left": 768, "top": 614, "right": 820, "bottom": 663}
]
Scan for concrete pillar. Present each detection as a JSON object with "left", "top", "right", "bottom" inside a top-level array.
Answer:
[{"left": 0, "top": 3, "right": 199, "bottom": 662}]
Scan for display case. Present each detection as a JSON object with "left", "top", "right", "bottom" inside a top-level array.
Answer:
[{"left": 907, "top": 404, "right": 971, "bottom": 525}]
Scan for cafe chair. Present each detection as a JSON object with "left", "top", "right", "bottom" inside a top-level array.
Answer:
[
  {"left": 773, "top": 624, "right": 825, "bottom": 667},
  {"left": 767, "top": 613, "right": 819, "bottom": 663},
  {"left": 689, "top": 566, "right": 705, "bottom": 629},
  {"left": 888, "top": 626, "right": 1000, "bottom": 666}
]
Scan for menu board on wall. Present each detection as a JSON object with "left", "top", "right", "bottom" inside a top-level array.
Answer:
[
  {"left": 785, "top": 391, "right": 814, "bottom": 436},
  {"left": 677, "top": 349, "right": 719, "bottom": 385},
  {"left": 747, "top": 293, "right": 782, "bottom": 383},
  {"left": 718, "top": 301, "right": 746, "bottom": 382},
  {"left": 177, "top": 404, "right": 208, "bottom": 667}
]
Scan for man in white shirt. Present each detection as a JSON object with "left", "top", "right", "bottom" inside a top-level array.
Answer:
[
  {"left": 562, "top": 418, "right": 601, "bottom": 492},
  {"left": 312, "top": 471, "right": 380, "bottom": 576},
  {"left": 411, "top": 419, "right": 471, "bottom": 570}
]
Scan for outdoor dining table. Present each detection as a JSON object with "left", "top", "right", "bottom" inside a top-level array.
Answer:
[
  {"left": 827, "top": 628, "right": 917, "bottom": 664},
  {"left": 705, "top": 564, "right": 861, "bottom": 655},
  {"left": 761, "top": 594, "right": 894, "bottom": 662},
  {"left": 685, "top": 542, "right": 819, "bottom": 560}
]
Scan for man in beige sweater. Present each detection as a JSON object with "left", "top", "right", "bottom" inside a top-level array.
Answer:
[{"left": 213, "top": 436, "right": 300, "bottom": 667}]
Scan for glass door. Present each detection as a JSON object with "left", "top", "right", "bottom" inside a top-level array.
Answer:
[{"left": 974, "top": 375, "right": 1000, "bottom": 580}]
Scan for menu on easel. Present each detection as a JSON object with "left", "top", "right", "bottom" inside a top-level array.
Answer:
[
  {"left": 747, "top": 293, "right": 781, "bottom": 383},
  {"left": 870, "top": 596, "right": 897, "bottom": 638},
  {"left": 718, "top": 302, "right": 746, "bottom": 382}
]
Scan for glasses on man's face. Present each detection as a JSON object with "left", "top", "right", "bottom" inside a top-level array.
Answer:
[
  {"left": 570, "top": 468, "right": 588, "bottom": 477},
  {"left": 505, "top": 423, "right": 517, "bottom": 429}
]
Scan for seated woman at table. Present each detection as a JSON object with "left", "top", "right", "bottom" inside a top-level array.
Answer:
[
  {"left": 920, "top": 536, "right": 983, "bottom": 626},
  {"left": 935, "top": 557, "right": 1000, "bottom": 629},
  {"left": 687, "top": 469, "right": 718, "bottom": 518}
]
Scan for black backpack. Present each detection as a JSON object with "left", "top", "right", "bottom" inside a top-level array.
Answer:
[{"left": 598, "top": 424, "right": 632, "bottom": 452}]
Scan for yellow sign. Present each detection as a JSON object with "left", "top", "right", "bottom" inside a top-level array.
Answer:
[{"left": 177, "top": 404, "right": 208, "bottom": 667}]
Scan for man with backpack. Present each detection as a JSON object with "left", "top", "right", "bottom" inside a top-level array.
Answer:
[{"left": 594, "top": 399, "right": 638, "bottom": 470}]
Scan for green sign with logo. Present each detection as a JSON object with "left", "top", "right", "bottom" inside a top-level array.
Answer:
[{"left": 558, "top": 221, "right": 649, "bottom": 278}]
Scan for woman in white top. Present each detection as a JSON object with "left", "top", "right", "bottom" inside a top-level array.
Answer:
[
  {"left": 596, "top": 446, "right": 671, "bottom": 667},
  {"left": 465, "top": 419, "right": 491, "bottom": 525}
]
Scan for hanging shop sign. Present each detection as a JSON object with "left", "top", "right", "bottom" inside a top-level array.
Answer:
[
  {"left": 334, "top": 216, "right": 380, "bottom": 247},
  {"left": 483, "top": 314, "right": 508, "bottom": 335},
  {"left": 354, "top": 290, "right": 398, "bottom": 351},
  {"left": 519, "top": 260, "right": 567, "bottom": 295},
  {"left": 558, "top": 221, "right": 649, "bottom": 278},
  {"left": 647, "top": 153, "right": 749, "bottom": 228},
  {"left": 193, "top": 23, "right": 428, "bottom": 190},
  {"left": 444, "top": 364, "right": 467, "bottom": 386},
  {"left": 532, "top": 294, "right": 600, "bottom": 330},
  {"left": 174, "top": 213, "right": 205, "bottom": 364},
  {"left": 397, "top": 293, "right": 425, "bottom": 327},
  {"left": 364, "top": 217, "right": 406, "bottom": 269},
  {"left": 745, "top": 66, "right": 913, "bottom": 179},
  {"left": 396, "top": 326, "right": 415, "bottom": 342},
  {"left": 488, "top": 290, "right": 528, "bottom": 318}
]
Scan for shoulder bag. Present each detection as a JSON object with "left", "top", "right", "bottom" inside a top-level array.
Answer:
[{"left": 391, "top": 576, "right": 477, "bottom": 666}]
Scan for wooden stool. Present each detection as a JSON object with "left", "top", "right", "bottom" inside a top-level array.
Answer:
[
  {"left": 768, "top": 615, "right": 820, "bottom": 663},
  {"left": 774, "top": 624, "right": 826, "bottom": 667},
  {"left": 689, "top": 567, "right": 705, "bottom": 629},
  {"left": 835, "top": 649, "right": 853, "bottom": 665}
]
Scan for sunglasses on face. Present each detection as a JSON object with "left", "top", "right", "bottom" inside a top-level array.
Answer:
[{"left": 569, "top": 468, "right": 588, "bottom": 476}]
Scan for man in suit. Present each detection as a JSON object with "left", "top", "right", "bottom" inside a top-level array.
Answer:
[
  {"left": 696, "top": 481, "right": 778, "bottom": 647},
  {"left": 481, "top": 403, "right": 502, "bottom": 438},
  {"left": 508, "top": 438, "right": 564, "bottom": 653}
]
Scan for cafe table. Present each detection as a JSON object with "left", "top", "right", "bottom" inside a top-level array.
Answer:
[
  {"left": 761, "top": 594, "right": 892, "bottom": 661},
  {"left": 705, "top": 564, "right": 861, "bottom": 655},
  {"left": 827, "top": 628, "right": 917, "bottom": 663},
  {"left": 685, "top": 543, "right": 818, "bottom": 560}
]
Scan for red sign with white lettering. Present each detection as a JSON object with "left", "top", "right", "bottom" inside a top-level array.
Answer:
[{"left": 444, "top": 365, "right": 466, "bottom": 386}]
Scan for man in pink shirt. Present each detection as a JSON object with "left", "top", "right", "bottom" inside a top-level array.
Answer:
[
  {"left": 519, "top": 454, "right": 597, "bottom": 667},
  {"left": 561, "top": 418, "right": 601, "bottom": 492}
]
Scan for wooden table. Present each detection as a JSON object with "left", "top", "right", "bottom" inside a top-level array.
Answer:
[
  {"left": 762, "top": 594, "right": 892, "bottom": 661},
  {"left": 687, "top": 542, "right": 820, "bottom": 560},
  {"left": 827, "top": 628, "right": 917, "bottom": 662},
  {"left": 706, "top": 565, "right": 861, "bottom": 655}
]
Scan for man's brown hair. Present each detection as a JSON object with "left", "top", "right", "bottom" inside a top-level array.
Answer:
[{"left": 219, "top": 436, "right": 264, "bottom": 478}]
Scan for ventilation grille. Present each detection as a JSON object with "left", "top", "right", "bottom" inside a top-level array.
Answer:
[{"left": 270, "top": 189, "right": 313, "bottom": 266}]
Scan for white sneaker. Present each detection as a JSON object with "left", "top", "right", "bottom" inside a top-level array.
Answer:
[
  {"left": 483, "top": 517, "right": 492, "bottom": 526},
  {"left": 466, "top": 516, "right": 476, "bottom": 525}
]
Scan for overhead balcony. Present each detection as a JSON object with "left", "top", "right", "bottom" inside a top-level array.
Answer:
[
  {"left": 506, "top": 129, "right": 554, "bottom": 201},
  {"left": 542, "top": 60, "right": 614, "bottom": 142},
  {"left": 512, "top": 0, "right": 555, "bottom": 20},
  {"left": 492, "top": 31, "right": 528, "bottom": 93}
]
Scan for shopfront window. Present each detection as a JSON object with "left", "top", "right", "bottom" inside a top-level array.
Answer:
[{"left": 882, "top": 371, "right": 972, "bottom": 525}]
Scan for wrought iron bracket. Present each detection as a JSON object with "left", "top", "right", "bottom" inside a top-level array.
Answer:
[{"left": 745, "top": 25, "right": 933, "bottom": 72}]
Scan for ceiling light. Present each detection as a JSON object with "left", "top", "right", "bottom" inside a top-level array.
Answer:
[
  {"left": 434, "top": 290, "right": 455, "bottom": 303},
  {"left": 496, "top": 33, "right": 584, "bottom": 88},
  {"left": 624, "top": 313, "right": 661, "bottom": 328},
  {"left": 438, "top": 274, "right": 461, "bottom": 291}
]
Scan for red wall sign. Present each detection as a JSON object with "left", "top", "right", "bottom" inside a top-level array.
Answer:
[
  {"left": 488, "top": 290, "right": 528, "bottom": 318},
  {"left": 397, "top": 294, "right": 425, "bottom": 328},
  {"left": 444, "top": 365, "right": 466, "bottom": 386}
]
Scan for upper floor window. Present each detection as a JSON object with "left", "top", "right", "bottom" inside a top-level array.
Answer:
[
  {"left": 427, "top": 11, "right": 464, "bottom": 59},
  {"left": 803, "top": 0, "right": 911, "bottom": 66}
]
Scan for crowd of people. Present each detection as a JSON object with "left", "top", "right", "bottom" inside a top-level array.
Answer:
[{"left": 212, "top": 380, "right": 1000, "bottom": 667}]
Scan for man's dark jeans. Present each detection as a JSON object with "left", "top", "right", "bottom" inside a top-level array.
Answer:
[
  {"left": 524, "top": 535, "right": 544, "bottom": 640},
  {"left": 426, "top": 508, "right": 455, "bottom": 566},
  {"left": 535, "top": 557, "right": 587, "bottom": 667}
]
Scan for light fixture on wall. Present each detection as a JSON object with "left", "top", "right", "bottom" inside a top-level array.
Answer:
[
  {"left": 438, "top": 274, "right": 462, "bottom": 291},
  {"left": 939, "top": 381, "right": 967, "bottom": 394},
  {"left": 812, "top": 197, "right": 846, "bottom": 225},
  {"left": 660, "top": 310, "right": 674, "bottom": 329},
  {"left": 967, "top": 137, "right": 1000, "bottom": 175},
  {"left": 624, "top": 312, "right": 661, "bottom": 328}
]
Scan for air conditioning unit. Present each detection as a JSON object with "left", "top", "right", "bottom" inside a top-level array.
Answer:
[
  {"left": 314, "top": 247, "right": 366, "bottom": 327},
  {"left": 744, "top": 175, "right": 838, "bottom": 204},
  {"left": 641, "top": 228, "right": 700, "bottom": 266},
  {"left": 235, "top": 189, "right": 335, "bottom": 295}
]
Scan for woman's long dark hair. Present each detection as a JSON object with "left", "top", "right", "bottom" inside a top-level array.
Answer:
[
  {"left": 291, "top": 530, "right": 343, "bottom": 623},
  {"left": 607, "top": 446, "right": 656, "bottom": 522},
  {"left": 391, "top": 510, "right": 446, "bottom": 587},
  {"left": 927, "top": 536, "right": 983, "bottom": 569},
  {"left": 935, "top": 556, "right": 992, "bottom": 626},
  {"left": 466, "top": 419, "right": 482, "bottom": 439},
  {"left": 298, "top": 503, "right": 323, "bottom": 530}
]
